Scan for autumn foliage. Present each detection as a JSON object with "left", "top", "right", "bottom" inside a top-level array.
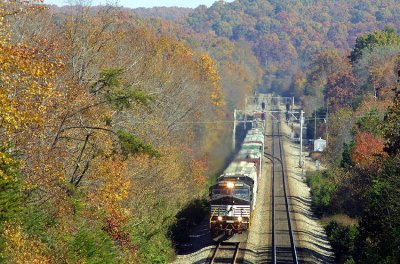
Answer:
[
  {"left": 351, "top": 131, "right": 387, "bottom": 173},
  {"left": 0, "top": 2, "right": 227, "bottom": 263}
]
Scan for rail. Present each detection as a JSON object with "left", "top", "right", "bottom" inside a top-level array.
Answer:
[
  {"left": 208, "top": 242, "right": 240, "bottom": 264},
  {"left": 271, "top": 116, "right": 276, "bottom": 263},
  {"left": 271, "top": 110, "right": 299, "bottom": 264},
  {"left": 277, "top": 119, "right": 299, "bottom": 263}
]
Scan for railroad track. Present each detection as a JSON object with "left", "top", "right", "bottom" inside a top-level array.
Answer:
[
  {"left": 208, "top": 242, "right": 240, "bottom": 264},
  {"left": 271, "top": 111, "right": 299, "bottom": 264}
]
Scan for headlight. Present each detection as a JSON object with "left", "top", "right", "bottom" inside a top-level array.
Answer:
[
  {"left": 237, "top": 216, "right": 243, "bottom": 222},
  {"left": 227, "top": 182, "right": 234, "bottom": 189},
  {"left": 217, "top": 216, "right": 223, "bottom": 221}
]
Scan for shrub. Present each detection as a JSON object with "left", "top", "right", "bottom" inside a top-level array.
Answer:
[
  {"left": 325, "top": 221, "right": 358, "bottom": 263},
  {"left": 306, "top": 170, "right": 336, "bottom": 216},
  {"left": 67, "top": 225, "right": 118, "bottom": 263}
]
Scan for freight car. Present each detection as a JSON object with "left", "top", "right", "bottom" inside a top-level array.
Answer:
[{"left": 209, "top": 117, "right": 265, "bottom": 240}]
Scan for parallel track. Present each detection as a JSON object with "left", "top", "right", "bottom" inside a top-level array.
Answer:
[
  {"left": 208, "top": 242, "right": 240, "bottom": 264},
  {"left": 270, "top": 110, "right": 299, "bottom": 264}
]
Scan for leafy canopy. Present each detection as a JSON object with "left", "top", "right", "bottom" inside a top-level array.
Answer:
[{"left": 350, "top": 28, "right": 400, "bottom": 63}]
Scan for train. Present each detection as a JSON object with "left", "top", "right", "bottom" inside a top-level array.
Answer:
[{"left": 209, "top": 108, "right": 265, "bottom": 240}]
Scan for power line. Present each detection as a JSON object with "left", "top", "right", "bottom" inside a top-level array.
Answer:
[{"left": 124, "top": 110, "right": 386, "bottom": 125}]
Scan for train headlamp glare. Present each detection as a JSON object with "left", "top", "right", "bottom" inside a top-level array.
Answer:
[
  {"left": 238, "top": 216, "right": 243, "bottom": 222},
  {"left": 217, "top": 216, "right": 223, "bottom": 221},
  {"left": 227, "top": 182, "right": 234, "bottom": 189}
]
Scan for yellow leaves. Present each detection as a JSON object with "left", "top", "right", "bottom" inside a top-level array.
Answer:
[
  {"left": 295, "top": 77, "right": 307, "bottom": 90},
  {"left": 0, "top": 151, "right": 14, "bottom": 182},
  {"left": 198, "top": 53, "right": 225, "bottom": 107},
  {"left": 0, "top": 41, "right": 62, "bottom": 134},
  {"left": 355, "top": 95, "right": 392, "bottom": 116},
  {"left": 88, "top": 155, "right": 131, "bottom": 216},
  {"left": 3, "top": 224, "right": 53, "bottom": 264}
]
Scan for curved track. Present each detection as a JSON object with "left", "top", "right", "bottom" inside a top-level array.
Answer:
[
  {"left": 208, "top": 242, "right": 240, "bottom": 264},
  {"left": 270, "top": 111, "right": 299, "bottom": 264}
]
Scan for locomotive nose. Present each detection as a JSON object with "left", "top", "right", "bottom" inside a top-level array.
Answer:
[{"left": 227, "top": 205, "right": 234, "bottom": 216}]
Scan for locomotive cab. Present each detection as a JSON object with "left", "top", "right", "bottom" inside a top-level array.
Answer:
[{"left": 209, "top": 180, "right": 253, "bottom": 237}]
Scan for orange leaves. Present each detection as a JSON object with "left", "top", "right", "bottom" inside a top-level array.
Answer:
[
  {"left": 190, "top": 158, "right": 208, "bottom": 189},
  {"left": 351, "top": 131, "right": 387, "bottom": 173},
  {"left": 87, "top": 155, "right": 130, "bottom": 214},
  {"left": 86, "top": 156, "right": 133, "bottom": 245},
  {"left": 326, "top": 71, "right": 358, "bottom": 110},
  {"left": 102, "top": 214, "right": 131, "bottom": 248}
]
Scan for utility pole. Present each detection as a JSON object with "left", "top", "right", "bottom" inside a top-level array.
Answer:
[
  {"left": 292, "top": 97, "right": 294, "bottom": 113},
  {"left": 299, "top": 110, "right": 304, "bottom": 168},
  {"left": 291, "top": 97, "right": 295, "bottom": 125},
  {"left": 233, "top": 109, "right": 237, "bottom": 150},
  {"left": 244, "top": 97, "right": 247, "bottom": 129},
  {"left": 326, "top": 102, "right": 329, "bottom": 146},
  {"left": 314, "top": 106, "right": 317, "bottom": 140}
]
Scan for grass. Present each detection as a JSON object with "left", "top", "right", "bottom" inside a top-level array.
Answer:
[{"left": 321, "top": 214, "right": 358, "bottom": 227}]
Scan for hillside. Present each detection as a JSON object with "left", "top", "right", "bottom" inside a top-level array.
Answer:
[
  {"left": 183, "top": 0, "right": 400, "bottom": 96},
  {"left": 133, "top": 7, "right": 193, "bottom": 21},
  {"left": 0, "top": 3, "right": 229, "bottom": 263},
  {"left": 1, "top": 1, "right": 400, "bottom": 263}
]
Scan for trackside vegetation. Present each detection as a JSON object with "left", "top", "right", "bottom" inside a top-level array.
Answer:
[{"left": 305, "top": 29, "right": 400, "bottom": 263}]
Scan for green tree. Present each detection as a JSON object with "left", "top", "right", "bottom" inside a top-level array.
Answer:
[
  {"left": 306, "top": 170, "right": 337, "bottom": 216},
  {"left": 357, "top": 155, "right": 400, "bottom": 263},
  {"left": 382, "top": 99, "right": 400, "bottom": 155},
  {"left": 350, "top": 28, "right": 400, "bottom": 63},
  {"left": 0, "top": 143, "right": 23, "bottom": 261},
  {"left": 325, "top": 221, "right": 359, "bottom": 263},
  {"left": 356, "top": 109, "right": 383, "bottom": 136},
  {"left": 0, "top": 144, "right": 22, "bottom": 226},
  {"left": 340, "top": 141, "right": 355, "bottom": 169},
  {"left": 67, "top": 225, "right": 119, "bottom": 263}
]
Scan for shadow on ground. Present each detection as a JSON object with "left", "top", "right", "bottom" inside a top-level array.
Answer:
[{"left": 169, "top": 199, "right": 215, "bottom": 255}]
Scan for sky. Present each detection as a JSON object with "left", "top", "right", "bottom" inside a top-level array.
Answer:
[{"left": 44, "top": 0, "right": 234, "bottom": 8}]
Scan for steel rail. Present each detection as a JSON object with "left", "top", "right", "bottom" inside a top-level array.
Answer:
[
  {"left": 271, "top": 115, "right": 277, "bottom": 264},
  {"left": 208, "top": 243, "right": 220, "bottom": 264},
  {"left": 232, "top": 243, "right": 240, "bottom": 264},
  {"left": 208, "top": 243, "right": 240, "bottom": 264},
  {"left": 276, "top": 112, "right": 299, "bottom": 264},
  {"left": 264, "top": 151, "right": 282, "bottom": 163}
]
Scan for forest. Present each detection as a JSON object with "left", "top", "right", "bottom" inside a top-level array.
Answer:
[
  {"left": 0, "top": 1, "right": 227, "bottom": 263},
  {"left": 304, "top": 29, "right": 400, "bottom": 263},
  {"left": 1, "top": 0, "right": 400, "bottom": 263}
]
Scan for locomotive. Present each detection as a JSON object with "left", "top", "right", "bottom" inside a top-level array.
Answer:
[{"left": 209, "top": 113, "right": 265, "bottom": 240}]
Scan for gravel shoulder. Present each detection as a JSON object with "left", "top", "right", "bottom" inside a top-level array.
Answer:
[{"left": 280, "top": 115, "right": 335, "bottom": 263}]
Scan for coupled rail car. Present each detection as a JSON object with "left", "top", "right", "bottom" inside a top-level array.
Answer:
[{"left": 209, "top": 106, "right": 265, "bottom": 241}]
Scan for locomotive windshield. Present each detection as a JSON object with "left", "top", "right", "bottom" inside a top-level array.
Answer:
[{"left": 211, "top": 185, "right": 250, "bottom": 200}]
